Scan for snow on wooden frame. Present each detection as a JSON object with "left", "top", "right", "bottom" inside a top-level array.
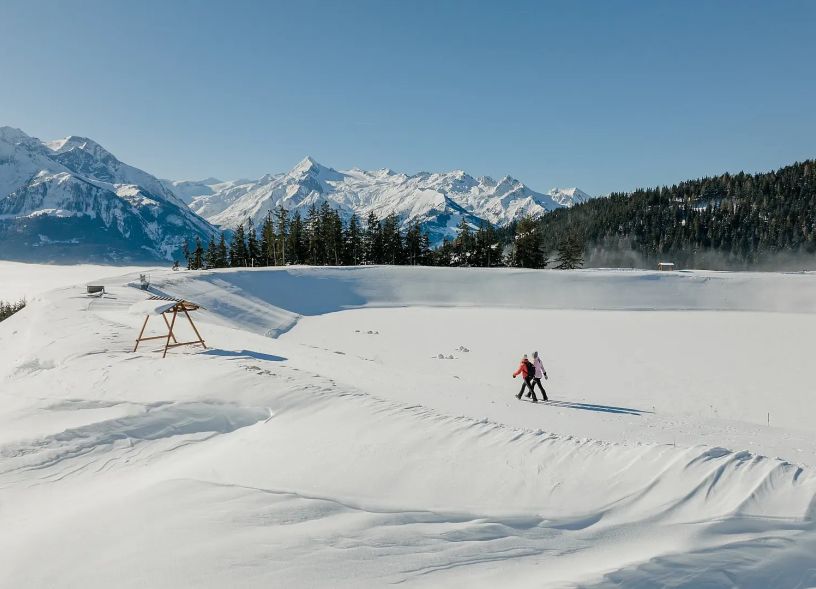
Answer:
[{"left": 131, "top": 295, "right": 207, "bottom": 357}]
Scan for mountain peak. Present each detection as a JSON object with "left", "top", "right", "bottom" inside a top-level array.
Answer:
[
  {"left": 0, "top": 125, "right": 216, "bottom": 262},
  {"left": 291, "top": 156, "right": 322, "bottom": 175},
  {"left": 547, "top": 187, "right": 592, "bottom": 206},
  {"left": 286, "top": 156, "right": 345, "bottom": 185},
  {"left": 46, "top": 135, "right": 113, "bottom": 159},
  {"left": 0, "top": 126, "right": 35, "bottom": 145}
]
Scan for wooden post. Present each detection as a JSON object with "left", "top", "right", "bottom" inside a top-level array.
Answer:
[
  {"left": 162, "top": 308, "right": 178, "bottom": 358},
  {"left": 162, "top": 312, "right": 178, "bottom": 343},
  {"left": 133, "top": 315, "right": 150, "bottom": 352},
  {"left": 182, "top": 308, "right": 207, "bottom": 349}
]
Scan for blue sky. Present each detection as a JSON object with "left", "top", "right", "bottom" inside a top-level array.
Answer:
[{"left": 1, "top": 0, "right": 814, "bottom": 195}]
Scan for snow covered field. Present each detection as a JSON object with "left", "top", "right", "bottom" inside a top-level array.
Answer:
[
  {"left": 1, "top": 265, "right": 815, "bottom": 587},
  {"left": 0, "top": 261, "right": 152, "bottom": 302}
]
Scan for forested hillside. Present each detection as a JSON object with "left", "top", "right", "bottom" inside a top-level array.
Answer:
[{"left": 537, "top": 160, "right": 816, "bottom": 269}]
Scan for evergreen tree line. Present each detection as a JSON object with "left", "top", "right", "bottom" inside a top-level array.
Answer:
[
  {"left": 183, "top": 203, "right": 435, "bottom": 269},
  {"left": 0, "top": 299, "right": 25, "bottom": 322},
  {"left": 182, "top": 202, "right": 585, "bottom": 271},
  {"left": 534, "top": 160, "right": 816, "bottom": 269}
]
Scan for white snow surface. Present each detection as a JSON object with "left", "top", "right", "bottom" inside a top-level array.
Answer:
[
  {"left": 1, "top": 265, "right": 816, "bottom": 588},
  {"left": 128, "top": 299, "right": 178, "bottom": 316},
  {"left": 0, "top": 260, "right": 151, "bottom": 301},
  {"left": 177, "top": 157, "right": 592, "bottom": 243}
]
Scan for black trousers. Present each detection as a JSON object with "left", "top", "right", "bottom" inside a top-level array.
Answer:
[
  {"left": 518, "top": 376, "right": 537, "bottom": 401},
  {"left": 530, "top": 377, "right": 548, "bottom": 400}
]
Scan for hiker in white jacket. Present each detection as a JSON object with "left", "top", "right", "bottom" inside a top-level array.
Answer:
[{"left": 530, "top": 351, "right": 549, "bottom": 401}]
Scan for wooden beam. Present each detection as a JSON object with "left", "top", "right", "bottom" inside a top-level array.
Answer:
[
  {"left": 133, "top": 315, "right": 150, "bottom": 352},
  {"left": 162, "top": 308, "right": 178, "bottom": 359},
  {"left": 182, "top": 308, "right": 207, "bottom": 349},
  {"left": 134, "top": 335, "right": 172, "bottom": 342},
  {"left": 165, "top": 341, "right": 209, "bottom": 349},
  {"left": 162, "top": 312, "right": 178, "bottom": 343}
]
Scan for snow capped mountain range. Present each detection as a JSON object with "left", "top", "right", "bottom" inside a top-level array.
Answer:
[
  {"left": 0, "top": 127, "right": 215, "bottom": 263},
  {"left": 0, "top": 124, "right": 593, "bottom": 262},
  {"left": 169, "top": 156, "right": 591, "bottom": 243}
]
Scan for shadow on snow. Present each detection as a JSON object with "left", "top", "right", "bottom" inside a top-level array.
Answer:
[
  {"left": 202, "top": 348, "right": 287, "bottom": 362},
  {"left": 544, "top": 400, "right": 652, "bottom": 416}
]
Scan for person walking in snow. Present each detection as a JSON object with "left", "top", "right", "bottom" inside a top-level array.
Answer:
[
  {"left": 513, "top": 354, "right": 538, "bottom": 402},
  {"left": 530, "top": 351, "right": 549, "bottom": 401}
]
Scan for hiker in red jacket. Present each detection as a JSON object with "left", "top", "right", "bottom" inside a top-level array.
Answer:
[{"left": 512, "top": 354, "right": 538, "bottom": 402}]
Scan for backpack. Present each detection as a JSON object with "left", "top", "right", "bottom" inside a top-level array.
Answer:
[{"left": 524, "top": 359, "right": 535, "bottom": 377}]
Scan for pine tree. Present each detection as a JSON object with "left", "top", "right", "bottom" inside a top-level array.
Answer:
[
  {"left": 454, "top": 218, "right": 475, "bottom": 266},
  {"left": 328, "top": 209, "right": 344, "bottom": 265},
  {"left": 344, "top": 214, "right": 363, "bottom": 265},
  {"left": 554, "top": 233, "right": 584, "bottom": 269},
  {"left": 434, "top": 238, "right": 455, "bottom": 266},
  {"left": 230, "top": 223, "right": 248, "bottom": 267},
  {"left": 381, "top": 213, "right": 403, "bottom": 265},
  {"left": 512, "top": 215, "right": 545, "bottom": 268},
  {"left": 364, "top": 211, "right": 383, "bottom": 264},
  {"left": 246, "top": 218, "right": 260, "bottom": 267},
  {"left": 217, "top": 233, "right": 229, "bottom": 268},
  {"left": 316, "top": 202, "right": 343, "bottom": 265},
  {"left": 275, "top": 205, "right": 289, "bottom": 265},
  {"left": 205, "top": 235, "right": 218, "bottom": 269},
  {"left": 404, "top": 219, "right": 423, "bottom": 265},
  {"left": 306, "top": 203, "right": 321, "bottom": 265},
  {"left": 418, "top": 230, "right": 432, "bottom": 265},
  {"left": 182, "top": 239, "right": 192, "bottom": 270},
  {"left": 192, "top": 236, "right": 204, "bottom": 270},
  {"left": 260, "top": 211, "right": 276, "bottom": 266},
  {"left": 288, "top": 212, "right": 305, "bottom": 264},
  {"left": 474, "top": 221, "right": 500, "bottom": 267}
]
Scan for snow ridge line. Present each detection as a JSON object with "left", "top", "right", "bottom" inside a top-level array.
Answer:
[
  {"left": 247, "top": 361, "right": 816, "bottom": 523},
  {"left": 281, "top": 360, "right": 809, "bottom": 476}
]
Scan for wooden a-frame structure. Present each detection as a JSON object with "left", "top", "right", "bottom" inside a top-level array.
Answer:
[{"left": 133, "top": 296, "right": 207, "bottom": 358}]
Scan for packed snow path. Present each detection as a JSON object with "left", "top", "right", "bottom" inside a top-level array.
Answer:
[{"left": 1, "top": 266, "right": 815, "bottom": 588}]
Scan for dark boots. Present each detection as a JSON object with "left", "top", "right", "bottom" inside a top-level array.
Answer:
[{"left": 532, "top": 377, "right": 548, "bottom": 401}]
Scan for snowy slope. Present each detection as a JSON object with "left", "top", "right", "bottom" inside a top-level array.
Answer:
[
  {"left": 159, "top": 177, "right": 225, "bottom": 204},
  {"left": 0, "top": 127, "right": 216, "bottom": 263},
  {"left": 176, "top": 157, "right": 591, "bottom": 243},
  {"left": 547, "top": 186, "right": 592, "bottom": 206},
  {"left": 1, "top": 265, "right": 815, "bottom": 587}
]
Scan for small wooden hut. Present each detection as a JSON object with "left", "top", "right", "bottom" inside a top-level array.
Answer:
[{"left": 131, "top": 295, "right": 207, "bottom": 358}]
